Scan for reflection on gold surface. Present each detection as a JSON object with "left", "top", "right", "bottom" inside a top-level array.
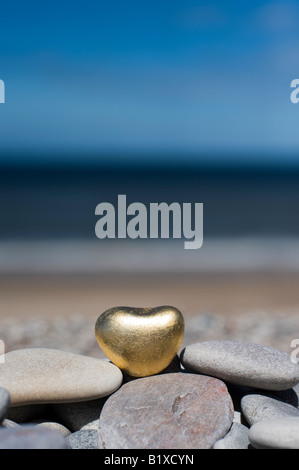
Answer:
[{"left": 95, "top": 306, "right": 184, "bottom": 377}]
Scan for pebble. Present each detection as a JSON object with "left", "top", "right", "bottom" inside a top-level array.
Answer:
[
  {"left": 2, "top": 313, "right": 299, "bottom": 449},
  {"left": 53, "top": 398, "right": 107, "bottom": 432},
  {"left": 98, "top": 372, "right": 234, "bottom": 449},
  {"left": 67, "top": 430, "right": 100, "bottom": 449},
  {"left": 3, "top": 311, "right": 299, "bottom": 360},
  {"left": 54, "top": 358, "right": 182, "bottom": 432},
  {"left": 233, "top": 411, "right": 242, "bottom": 424},
  {"left": 292, "top": 382, "right": 299, "bottom": 406},
  {"left": 0, "top": 387, "right": 10, "bottom": 424},
  {"left": 241, "top": 393, "right": 299, "bottom": 425},
  {"left": 213, "top": 422, "right": 250, "bottom": 449},
  {"left": 227, "top": 383, "right": 299, "bottom": 413},
  {"left": 29, "top": 420, "right": 71, "bottom": 437},
  {"left": 0, "top": 424, "right": 69, "bottom": 449},
  {"left": 249, "top": 417, "right": 299, "bottom": 449},
  {"left": 0, "top": 419, "right": 20, "bottom": 429},
  {"left": 260, "top": 387, "right": 299, "bottom": 408},
  {"left": 181, "top": 341, "right": 299, "bottom": 391},
  {"left": 0, "top": 348, "right": 123, "bottom": 406}
]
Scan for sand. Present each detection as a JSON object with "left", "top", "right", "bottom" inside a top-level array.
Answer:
[
  {"left": 1, "top": 271, "right": 299, "bottom": 357},
  {"left": 1, "top": 272, "right": 299, "bottom": 320}
]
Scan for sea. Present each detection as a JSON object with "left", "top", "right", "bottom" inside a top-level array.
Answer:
[{"left": 0, "top": 161, "right": 299, "bottom": 274}]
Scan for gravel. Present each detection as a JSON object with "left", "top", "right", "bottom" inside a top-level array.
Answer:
[
  {"left": 1, "top": 310, "right": 298, "bottom": 358},
  {"left": 1, "top": 310, "right": 299, "bottom": 449}
]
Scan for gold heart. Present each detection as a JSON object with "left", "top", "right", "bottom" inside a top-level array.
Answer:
[{"left": 95, "top": 306, "right": 184, "bottom": 377}]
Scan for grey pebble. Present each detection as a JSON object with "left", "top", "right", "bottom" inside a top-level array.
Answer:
[
  {"left": 265, "top": 387, "right": 299, "bottom": 408},
  {"left": 181, "top": 341, "right": 299, "bottom": 391},
  {"left": 98, "top": 372, "right": 234, "bottom": 449},
  {"left": 249, "top": 417, "right": 299, "bottom": 449},
  {"left": 0, "top": 419, "right": 20, "bottom": 429},
  {"left": 233, "top": 411, "right": 242, "bottom": 424},
  {"left": 213, "top": 422, "right": 250, "bottom": 449},
  {"left": 0, "top": 348, "right": 122, "bottom": 406},
  {"left": 29, "top": 419, "right": 71, "bottom": 437},
  {"left": 0, "top": 387, "right": 10, "bottom": 424},
  {"left": 2, "top": 312, "right": 299, "bottom": 361},
  {"left": 227, "top": 383, "right": 299, "bottom": 413},
  {"left": 67, "top": 430, "right": 100, "bottom": 449},
  {"left": 292, "top": 382, "right": 299, "bottom": 407},
  {"left": 0, "top": 424, "right": 69, "bottom": 449},
  {"left": 241, "top": 393, "right": 299, "bottom": 426},
  {"left": 53, "top": 398, "right": 107, "bottom": 432}
]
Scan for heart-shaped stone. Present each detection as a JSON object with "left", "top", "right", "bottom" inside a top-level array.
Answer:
[{"left": 95, "top": 306, "right": 184, "bottom": 377}]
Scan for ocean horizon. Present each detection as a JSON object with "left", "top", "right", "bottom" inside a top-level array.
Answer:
[
  {"left": 1, "top": 161, "right": 299, "bottom": 274},
  {"left": 1, "top": 162, "right": 299, "bottom": 238},
  {"left": 0, "top": 236, "right": 298, "bottom": 274}
]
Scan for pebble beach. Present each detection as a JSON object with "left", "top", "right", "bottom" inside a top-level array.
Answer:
[{"left": 1, "top": 271, "right": 299, "bottom": 449}]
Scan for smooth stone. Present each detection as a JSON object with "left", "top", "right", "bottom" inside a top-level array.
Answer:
[
  {"left": 0, "top": 424, "right": 69, "bottom": 449},
  {"left": 292, "top": 383, "right": 299, "bottom": 407},
  {"left": 29, "top": 420, "right": 71, "bottom": 437},
  {"left": 227, "top": 383, "right": 299, "bottom": 414},
  {"left": 241, "top": 393, "right": 299, "bottom": 426},
  {"left": 233, "top": 411, "right": 242, "bottom": 424},
  {"left": 213, "top": 422, "right": 250, "bottom": 449},
  {"left": 53, "top": 398, "right": 107, "bottom": 432},
  {"left": 0, "top": 348, "right": 123, "bottom": 405},
  {"left": 0, "top": 419, "right": 20, "bottom": 429},
  {"left": 67, "top": 430, "right": 100, "bottom": 449},
  {"left": 98, "top": 372, "right": 234, "bottom": 449},
  {"left": 0, "top": 387, "right": 10, "bottom": 423},
  {"left": 249, "top": 417, "right": 299, "bottom": 449},
  {"left": 181, "top": 341, "right": 299, "bottom": 391}
]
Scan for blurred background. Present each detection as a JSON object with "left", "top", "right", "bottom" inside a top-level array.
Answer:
[{"left": 0, "top": 0, "right": 299, "bottom": 356}]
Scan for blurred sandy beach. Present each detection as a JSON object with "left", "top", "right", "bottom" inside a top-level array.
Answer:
[
  {"left": 1, "top": 236, "right": 299, "bottom": 320},
  {"left": 1, "top": 271, "right": 299, "bottom": 320},
  {"left": 1, "top": 269, "right": 299, "bottom": 359}
]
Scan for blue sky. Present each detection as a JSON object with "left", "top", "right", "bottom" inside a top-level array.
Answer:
[{"left": 1, "top": 0, "right": 299, "bottom": 165}]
